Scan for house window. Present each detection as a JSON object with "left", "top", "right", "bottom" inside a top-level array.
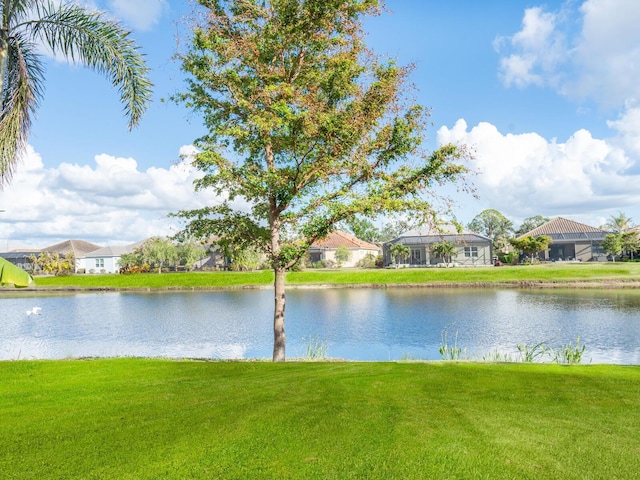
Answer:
[
  {"left": 464, "top": 247, "right": 478, "bottom": 258},
  {"left": 592, "top": 243, "right": 605, "bottom": 255},
  {"left": 95, "top": 258, "right": 105, "bottom": 268},
  {"left": 410, "top": 248, "right": 422, "bottom": 264}
]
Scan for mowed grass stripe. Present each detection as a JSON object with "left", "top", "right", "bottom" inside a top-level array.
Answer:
[
  {"left": 27, "top": 262, "right": 640, "bottom": 290},
  {"left": 0, "top": 360, "right": 638, "bottom": 479}
]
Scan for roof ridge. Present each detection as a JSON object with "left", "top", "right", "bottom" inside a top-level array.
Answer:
[{"left": 522, "top": 217, "right": 606, "bottom": 237}]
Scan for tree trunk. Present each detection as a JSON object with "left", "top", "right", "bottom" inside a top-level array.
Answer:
[
  {"left": 272, "top": 266, "right": 286, "bottom": 362},
  {"left": 265, "top": 142, "right": 287, "bottom": 362},
  {"left": 0, "top": 37, "right": 8, "bottom": 99}
]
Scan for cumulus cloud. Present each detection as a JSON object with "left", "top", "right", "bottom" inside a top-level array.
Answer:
[
  {"left": 496, "top": 0, "right": 640, "bottom": 107},
  {"left": 465, "top": 0, "right": 640, "bottom": 228},
  {"left": 495, "top": 6, "right": 567, "bottom": 89},
  {"left": 0, "top": 145, "right": 240, "bottom": 250},
  {"left": 437, "top": 118, "right": 640, "bottom": 225}
]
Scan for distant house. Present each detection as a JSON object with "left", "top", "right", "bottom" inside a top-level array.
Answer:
[
  {"left": 518, "top": 217, "right": 608, "bottom": 262},
  {"left": 1, "top": 239, "right": 104, "bottom": 274},
  {"left": 383, "top": 226, "right": 493, "bottom": 267},
  {"left": 309, "top": 231, "right": 380, "bottom": 267},
  {"left": 77, "top": 240, "right": 147, "bottom": 274},
  {"left": 79, "top": 245, "right": 130, "bottom": 274},
  {"left": 193, "top": 246, "right": 230, "bottom": 270},
  {"left": 0, "top": 250, "right": 39, "bottom": 271}
]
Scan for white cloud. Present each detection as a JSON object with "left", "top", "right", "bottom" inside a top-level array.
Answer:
[
  {"left": 437, "top": 118, "right": 640, "bottom": 224},
  {"left": 495, "top": 6, "right": 566, "bottom": 89},
  {"left": 0, "top": 145, "right": 238, "bottom": 250},
  {"left": 497, "top": 0, "right": 640, "bottom": 107},
  {"left": 481, "top": 0, "right": 640, "bottom": 228}
]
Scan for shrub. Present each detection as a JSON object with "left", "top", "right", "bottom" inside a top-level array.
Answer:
[{"left": 356, "top": 253, "right": 378, "bottom": 268}]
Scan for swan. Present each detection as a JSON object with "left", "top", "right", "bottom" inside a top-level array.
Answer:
[{"left": 26, "top": 307, "right": 42, "bottom": 316}]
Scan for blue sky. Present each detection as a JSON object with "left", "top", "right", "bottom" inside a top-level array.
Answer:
[{"left": 2, "top": 0, "right": 640, "bottom": 249}]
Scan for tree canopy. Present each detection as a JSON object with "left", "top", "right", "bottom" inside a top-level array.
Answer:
[
  {"left": 509, "top": 235, "right": 551, "bottom": 263},
  {"left": 601, "top": 234, "right": 623, "bottom": 261},
  {"left": 515, "top": 215, "right": 550, "bottom": 236},
  {"left": 174, "top": 0, "right": 470, "bottom": 361},
  {"left": 468, "top": 209, "right": 513, "bottom": 251}
]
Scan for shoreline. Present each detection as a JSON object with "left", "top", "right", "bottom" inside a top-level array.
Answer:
[{"left": 4, "top": 279, "right": 640, "bottom": 293}]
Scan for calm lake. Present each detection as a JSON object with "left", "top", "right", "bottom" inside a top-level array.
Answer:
[{"left": 1, "top": 288, "right": 640, "bottom": 363}]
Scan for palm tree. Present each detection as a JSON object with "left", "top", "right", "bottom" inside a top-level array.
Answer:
[
  {"left": 0, "top": 0, "right": 152, "bottom": 187},
  {"left": 389, "top": 243, "right": 410, "bottom": 268},
  {"left": 603, "top": 211, "right": 633, "bottom": 234},
  {"left": 431, "top": 241, "right": 457, "bottom": 267}
]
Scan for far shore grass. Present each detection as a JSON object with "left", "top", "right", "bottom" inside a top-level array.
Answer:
[
  {"left": 1, "top": 359, "right": 638, "bottom": 479},
  {"left": 15, "top": 262, "right": 640, "bottom": 290}
]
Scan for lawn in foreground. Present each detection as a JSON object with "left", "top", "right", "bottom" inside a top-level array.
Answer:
[{"left": 1, "top": 360, "right": 638, "bottom": 479}]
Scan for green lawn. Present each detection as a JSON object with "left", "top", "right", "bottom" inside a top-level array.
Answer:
[
  {"left": 0, "top": 360, "right": 638, "bottom": 479},
  {"left": 25, "top": 262, "right": 640, "bottom": 290}
]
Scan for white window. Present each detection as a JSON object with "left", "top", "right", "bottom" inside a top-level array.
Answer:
[
  {"left": 464, "top": 247, "right": 478, "bottom": 258},
  {"left": 95, "top": 258, "right": 105, "bottom": 268}
]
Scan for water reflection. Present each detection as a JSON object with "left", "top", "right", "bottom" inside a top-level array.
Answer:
[{"left": 1, "top": 288, "right": 639, "bottom": 363}]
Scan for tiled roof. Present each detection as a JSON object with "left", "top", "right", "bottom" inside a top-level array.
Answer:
[
  {"left": 520, "top": 217, "right": 608, "bottom": 241},
  {"left": 42, "top": 239, "right": 103, "bottom": 256},
  {"left": 522, "top": 217, "right": 605, "bottom": 236},
  {"left": 311, "top": 231, "right": 380, "bottom": 250}
]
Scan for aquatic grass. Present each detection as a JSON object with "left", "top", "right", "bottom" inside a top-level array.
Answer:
[
  {"left": 302, "top": 336, "right": 329, "bottom": 360},
  {"left": 438, "top": 329, "right": 466, "bottom": 360},
  {"left": 516, "top": 341, "right": 549, "bottom": 363},
  {"left": 0, "top": 360, "right": 638, "bottom": 479},
  {"left": 552, "top": 337, "right": 587, "bottom": 365},
  {"left": 481, "top": 349, "right": 515, "bottom": 362}
]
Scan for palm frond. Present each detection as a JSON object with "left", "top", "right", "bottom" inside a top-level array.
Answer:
[
  {"left": 28, "top": 1, "right": 152, "bottom": 130},
  {"left": 0, "top": 32, "right": 43, "bottom": 185}
]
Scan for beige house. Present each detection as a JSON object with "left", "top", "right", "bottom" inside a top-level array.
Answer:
[
  {"left": 519, "top": 217, "right": 608, "bottom": 262},
  {"left": 309, "top": 231, "right": 380, "bottom": 267}
]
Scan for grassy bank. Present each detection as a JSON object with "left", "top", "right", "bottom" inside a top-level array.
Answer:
[
  {"left": 24, "top": 262, "right": 640, "bottom": 290},
  {"left": 0, "top": 360, "right": 638, "bottom": 479}
]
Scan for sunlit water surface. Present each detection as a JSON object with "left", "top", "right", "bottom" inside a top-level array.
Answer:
[{"left": 1, "top": 288, "right": 639, "bottom": 363}]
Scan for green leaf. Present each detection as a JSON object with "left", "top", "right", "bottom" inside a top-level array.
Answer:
[{"left": 0, "top": 257, "right": 33, "bottom": 287}]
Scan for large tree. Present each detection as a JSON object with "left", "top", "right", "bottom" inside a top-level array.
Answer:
[
  {"left": 515, "top": 215, "right": 550, "bottom": 236},
  {"left": 0, "top": 0, "right": 152, "bottom": 187},
  {"left": 468, "top": 209, "right": 513, "bottom": 251},
  {"left": 174, "top": 0, "right": 469, "bottom": 361},
  {"left": 141, "top": 237, "right": 178, "bottom": 274}
]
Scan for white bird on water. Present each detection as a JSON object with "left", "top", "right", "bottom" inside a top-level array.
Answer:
[{"left": 26, "top": 307, "right": 42, "bottom": 316}]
